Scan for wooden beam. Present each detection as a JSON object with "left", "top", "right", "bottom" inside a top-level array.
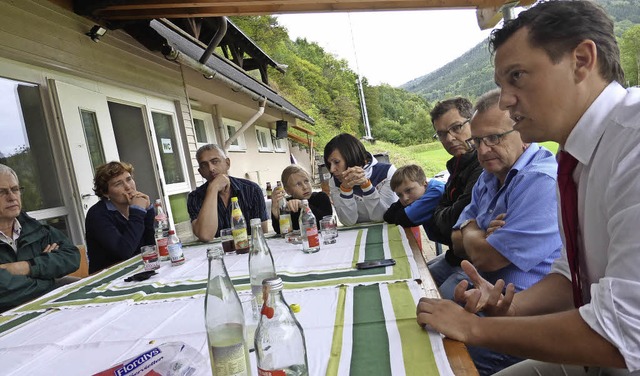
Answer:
[
  {"left": 287, "top": 132, "right": 312, "bottom": 147},
  {"left": 83, "top": 0, "right": 523, "bottom": 19},
  {"left": 291, "top": 123, "right": 316, "bottom": 136}
]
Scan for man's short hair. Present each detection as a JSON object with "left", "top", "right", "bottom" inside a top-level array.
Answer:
[
  {"left": 195, "top": 144, "right": 227, "bottom": 163},
  {"left": 430, "top": 97, "right": 473, "bottom": 127},
  {"left": 281, "top": 165, "right": 310, "bottom": 188},
  {"left": 93, "top": 161, "right": 134, "bottom": 198},
  {"left": 390, "top": 164, "right": 427, "bottom": 191},
  {"left": 473, "top": 89, "right": 502, "bottom": 115},
  {"left": 489, "top": 0, "right": 624, "bottom": 84},
  {"left": 323, "top": 133, "right": 369, "bottom": 169},
  {"left": 0, "top": 164, "right": 19, "bottom": 182}
]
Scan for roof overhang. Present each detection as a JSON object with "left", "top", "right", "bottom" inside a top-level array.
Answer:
[{"left": 75, "top": 0, "right": 536, "bottom": 20}]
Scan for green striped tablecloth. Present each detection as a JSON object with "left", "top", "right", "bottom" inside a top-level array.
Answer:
[
  {"left": 0, "top": 280, "right": 453, "bottom": 375},
  {"left": 5, "top": 223, "right": 421, "bottom": 313}
]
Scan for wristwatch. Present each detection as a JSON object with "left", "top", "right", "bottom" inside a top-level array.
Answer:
[{"left": 459, "top": 219, "right": 475, "bottom": 231}]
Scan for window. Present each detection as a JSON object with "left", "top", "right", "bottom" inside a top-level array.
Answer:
[
  {"left": 256, "top": 127, "right": 272, "bottom": 152},
  {"left": 222, "top": 118, "right": 245, "bottom": 151},
  {"left": 273, "top": 137, "right": 287, "bottom": 152},
  {"left": 192, "top": 110, "right": 217, "bottom": 149},
  {"left": 80, "top": 109, "right": 106, "bottom": 173},
  {"left": 151, "top": 111, "right": 186, "bottom": 185},
  {"left": 0, "top": 77, "right": 71, "bottom": 236}
]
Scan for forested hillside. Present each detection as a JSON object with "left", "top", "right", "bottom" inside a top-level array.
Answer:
[
  {"left": 402, "top": 0, "right": 640, "bottom": 101},
  {"left": 231, "top": 16, "right": 433, "bottom": 148}
]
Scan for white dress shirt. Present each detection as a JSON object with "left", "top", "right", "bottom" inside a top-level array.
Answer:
[{"left": 551, "top": 82, "right": 640, "bottom": 373}]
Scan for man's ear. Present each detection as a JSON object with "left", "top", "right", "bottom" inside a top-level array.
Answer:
[
  {"left": 573, "top": 39, "right": 598, "bottom": 83},
  {"left": 225, "top": 158, "right": 231, "bottom": 169}
]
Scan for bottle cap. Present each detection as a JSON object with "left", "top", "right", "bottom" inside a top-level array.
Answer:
[
  {"left": 290, "top": 303, "right": 301, "bottom": 313},
  {"left": 231, "top": 196, "right": 238, "bottom": 202},
  {"left": 250, "top": 218, "right": 261, "bottom": 226},
  {"left": 206, "top": 246, "right": 223, "bottom": 259},
  {"left": 262, "top": 276, "right": 283, "bottom": 291}
]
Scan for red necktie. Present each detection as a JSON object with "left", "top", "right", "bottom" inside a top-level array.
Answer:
[{"left": 557, "top": 151, "right": 583, "bottom": 308}]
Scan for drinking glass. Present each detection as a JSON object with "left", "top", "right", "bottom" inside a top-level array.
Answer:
[
  {"left": 320, "top": 216, "right": 337, "bottom": 245},
  {"left": 140, "top": 245, "right": 160, "bottom": 271},
  {"left": 220, "top": 228, "right": 235, "bottom": 254}
]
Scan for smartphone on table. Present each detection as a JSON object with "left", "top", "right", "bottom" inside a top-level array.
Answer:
[{"left": 356, "top": 258, "right": 396, "bottom": 270}]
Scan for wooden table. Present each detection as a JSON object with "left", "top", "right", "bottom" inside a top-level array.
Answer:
[{"left": 404, "top": 228, "right": 479, "bottom": 376}]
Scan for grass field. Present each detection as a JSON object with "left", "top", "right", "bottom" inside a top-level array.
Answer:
[{"left": 364, "top": 140, "right": 559, "bottom": 177}]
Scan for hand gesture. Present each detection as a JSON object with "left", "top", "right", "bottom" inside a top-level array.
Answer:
[
  {"left": 341, "top": 167, "right": 367, "bottom": 189},
  {"left": 486, "top": 213, "right": 506, "bottom": 237},
  {"left": 287, "top": 199, "right": 301, "bottom": 213},
  {"left": 453, "top": 260, "right": 517, "bottom": 316},
  {"left": 130, "top": 191, "right": 150, "bottom": 208},
  {"left": 209, "top": 174, "right": 230, "bottom": 194},
  {"left": 416, "top": 297, "right": 478, "bottom": 343}
]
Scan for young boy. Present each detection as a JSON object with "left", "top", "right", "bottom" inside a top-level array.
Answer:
[{"left": 383, "top": 165, "right": 445, "bottom": 231}]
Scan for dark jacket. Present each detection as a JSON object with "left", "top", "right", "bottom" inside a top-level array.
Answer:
[
  {"left": 426, "top": 151, "right": 483, "bottom": 263},
  {"left": 85, "top": 199, "right": 155, "bottom": 274},
  {"left": 271, "top": 192, "right": 333, "bottom": 234},
  {"left": 0, "top": 212, "right": 80, "bottom": 311}
]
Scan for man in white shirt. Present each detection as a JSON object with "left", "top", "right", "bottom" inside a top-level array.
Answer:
[{"left": 416, "top": 1, "right": 639, "bottom": 374}]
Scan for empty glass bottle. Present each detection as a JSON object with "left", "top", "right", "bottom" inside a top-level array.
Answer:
[
  {"left": 249, "top": 217, "right": 276, "bottom": 327},
  {"left": 205, "top": 247, "right": 251, "bottom": 376},
  {"left": 254, "top": 277, "right": 309, "bottom": 376}
]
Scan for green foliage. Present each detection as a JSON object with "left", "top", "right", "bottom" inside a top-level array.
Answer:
[{"left": 619, "top": 24, "right": 640, "bottom": 87}]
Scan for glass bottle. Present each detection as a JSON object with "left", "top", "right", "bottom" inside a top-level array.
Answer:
[
  {"left": 255, "top": 277, "right": 309, "bottom": 376},
  {"left": 154, "top": 199, "right": 170, "bottom": 261},
  {"left": 205, "top": 247, "right": 251, "bottom": 376},
  {"left": 266, "top": 182, "right": 273, "bottom": 199},
  {"left": 231, "top": 197, "right": 250, "bottom": 254},
  {"left": 167, "top": 229, "right": 185, "bottom": 266},
  {"left": 276, "top": 181, "right": 292, "bottom": 236},
  {"left": 299, "top": 200, "right": 320, "bottom": 253},
  {"left": 248, "top": 218, "right": 276, "bottom": 346}
]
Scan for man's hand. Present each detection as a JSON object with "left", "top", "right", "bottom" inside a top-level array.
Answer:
[
  {"left": 416, "top": 297, "right": 479, "bottom": 343},
  {"left": 0, "top": 261, "right": 31, "bottom": 276},
  {"left": 454, "top": 260, "right": 517, "bottom": 316},
  {"left": 209, "top": 174, "right": 230, "bottom": 195},
  {"left": 42, "top": 243, "right": 60, "bottom": 253},
  {"left": 486, "top": 213, "right": 506, "bottom": 237}
]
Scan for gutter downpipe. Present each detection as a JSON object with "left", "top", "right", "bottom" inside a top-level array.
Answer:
[
  {"left": 225, "top": 98, "right": 266, "bottom": 150},
  {"left": 162, "top": 45, "right": 308, "bottom": 123}
]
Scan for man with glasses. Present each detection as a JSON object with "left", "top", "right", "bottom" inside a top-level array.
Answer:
[
  {"left": 0, "top": 164, "right": 80, "bottom": 312},
  {"left": 425, "top": 97, "right": 483, "bottom": 294},
  {"left": 439, "top": 89, "right": 562, "bottom": 375}
]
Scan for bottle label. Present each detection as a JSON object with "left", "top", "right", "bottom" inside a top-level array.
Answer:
[
  {"left": 211, "top": 343, "right": 248, "bottom": 376},
  {"left": 279, "top": 214, "right": 292, "bottom": 234},
  {"left": 156, "top": 237, "right": 169, "bottom": 257},
  {"left": 232, "top": 208, "right": 243, "bottom": 220},
  {"left": 257, "top": 368, "right": 286, "bottom": 376},
  {"left": 232, "top": 228, "right": 249, "bottom": 249},
  {"left": 306, "top": 227, "right": 320, "bottom": 248},
  {"left": 167, "top": 243, "right": 185, "bottom": 265}
]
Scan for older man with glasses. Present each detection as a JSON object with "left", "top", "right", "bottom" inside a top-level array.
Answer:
[
  {"left": 0, "top": 164, "right": 80, "bottom": 312},
  {"left": 429, "top": 89, "right": 562, "bottom": 375}
]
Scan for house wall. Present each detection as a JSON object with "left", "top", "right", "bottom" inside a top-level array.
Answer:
[{"left": 0, "top": 0, "right": 314, "bottom": 243}]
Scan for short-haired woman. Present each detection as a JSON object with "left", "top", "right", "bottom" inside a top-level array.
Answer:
[
  {"left": 323, "top": 133, "right": 397, "bottom": 226},
  {"left": 85, "top": 161, "right": 155, "bottom": 273}
]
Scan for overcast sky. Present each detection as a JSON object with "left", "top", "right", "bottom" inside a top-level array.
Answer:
[{"left": 277, "top": 9, "right": 494, "bottom": 87}]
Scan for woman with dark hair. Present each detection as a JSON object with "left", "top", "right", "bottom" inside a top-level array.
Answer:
[
  {"left": 85, "top": 161, "right": 155, "bottom": 273},
  {"left": 323, "top": 133, "right": 397, "bottom": 225}
]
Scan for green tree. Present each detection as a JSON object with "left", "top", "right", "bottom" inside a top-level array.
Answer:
[{"left": 619, "top": 24, "right": 640, "bottom": 87}]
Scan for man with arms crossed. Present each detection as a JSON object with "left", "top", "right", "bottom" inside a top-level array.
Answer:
[
  {"left": 188, "top": 144, "right": 268, "bottom": 241},
  {"left": 0, "top": 164, "right": 80, "bottom": 311},
  {"left": 418, "top": 1, "right": 637, "bottom": 374}
]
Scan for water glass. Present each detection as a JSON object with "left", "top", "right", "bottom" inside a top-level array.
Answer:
[
  {"left": 320, "top": 216, "right": 338, "bottom": 245},
  {"left": 220, "top": 228, "right": 235, "bottom": 254},
  {"left": 140, "top": 245, "right": 160, "bottom": 271}
]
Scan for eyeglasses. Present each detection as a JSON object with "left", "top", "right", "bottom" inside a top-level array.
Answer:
[
  {"left": 0, "top": 186, "right": 24, "bottom": 198},
  {"left": 433, "top": 119, "right": 470, "bottom": 140},
  {"left": 465, "top": 129, "right": 516, "bottom": 149}
]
